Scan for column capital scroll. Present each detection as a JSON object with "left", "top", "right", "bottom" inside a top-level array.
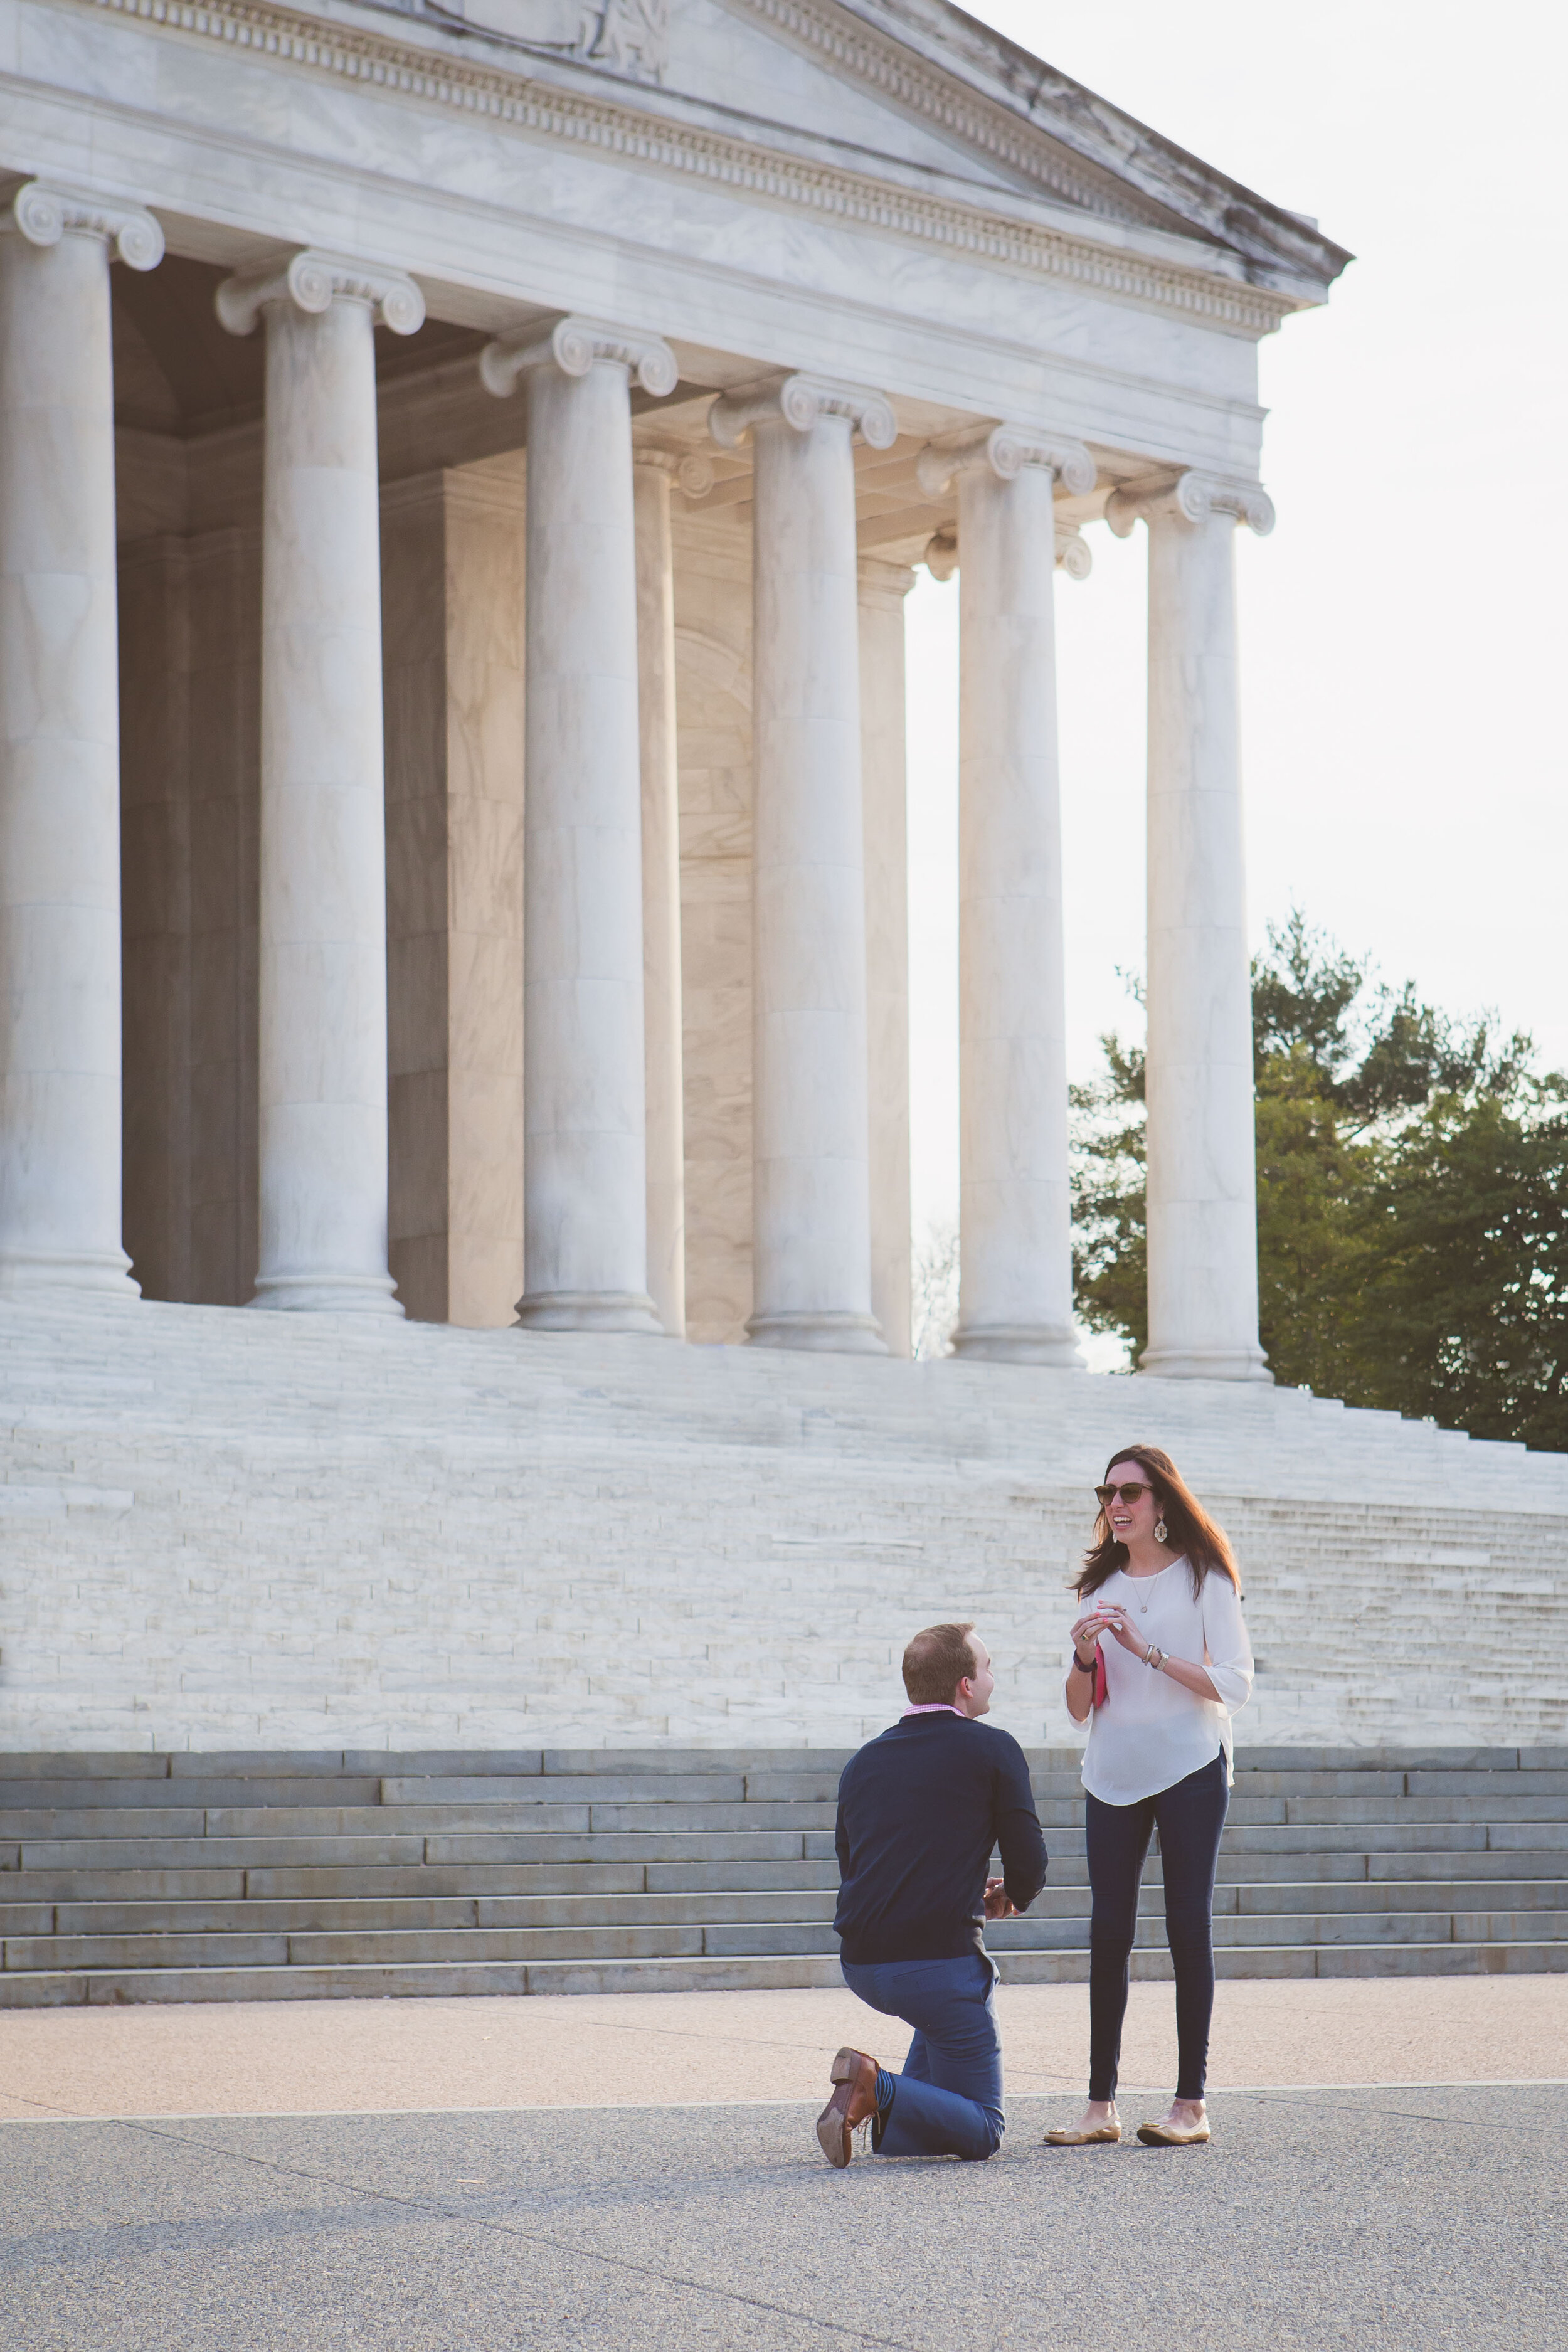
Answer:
[
  {"left": 1106, "top": 469, "right": 1274, "bottom": 538},
  {"left": 1056, "top": 525, "right": 1093, "bottom": 579},
  {"left": 708, "top": 372, "right": 896, "bottom": 451},
  {"left": 916, "top": 425, "right": 1094, "bottom": 499},
  {"left": 633, "top": 443, "right": 714, "bottom": 498},
  {"left": 216, "top": 250, "right": 425, "bottom": 337},
  {"left": 480, "top": 315, "right": 677, "bottom": 400},
  {"left": 4, "top": 179, "right": 163, "bottom": 270},
  {"left": 923, "top": 523, "right": 1091, "bottom": 581}
]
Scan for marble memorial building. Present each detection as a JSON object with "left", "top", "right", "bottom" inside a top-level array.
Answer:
[
  {"left": 8, "top": 1, "right": 1568, "bottom": 1786},
  {"left": 0, "top": 0, "right": 1350, "bottom": 1375}
]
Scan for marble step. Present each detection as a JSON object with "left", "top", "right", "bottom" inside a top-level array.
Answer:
[
  {"left": 4, "top": 1870, "right": 1565, "bottom": 1946},
  {"left": 9, "top": 1815, "right": 1568, "bottom": 1878},
  {"left": 9, "top": 1847, "right": 1549, "bottom": 1907},
  {"left": 6, "top": 1301, "right": 1568, "bottom": 1753},
  {"left": 6, "top": 1780, "right": 1567, "bottom": 1843},
  {"left": 10, "top": 1899, "right": 1568, "bottom": 1975},
  {"left": 13, "top": 1845, "right": 1557, "bottom": 1912},
  {"left": 0, "top": 1740, "right": 1559, "bottom": 2000},
  {"left": 4, "top": 1937, "right": 1567, "bottom": 2007}
]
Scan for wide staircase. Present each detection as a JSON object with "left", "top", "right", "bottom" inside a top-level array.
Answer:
[
  {"left": 1, "top": 1747, "right": 1563, "bottom": 2004},
  {"left": 6, "top": 1298, "right": 1568, "bottom": 1754}
]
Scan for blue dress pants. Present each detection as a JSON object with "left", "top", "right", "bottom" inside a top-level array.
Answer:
[
  {"left": 1086, "top": 1747, "right": 1229, "bottom": 2103},
  {"left": 840, "top": 1952, "right": 1004, "bottom": 2160}
]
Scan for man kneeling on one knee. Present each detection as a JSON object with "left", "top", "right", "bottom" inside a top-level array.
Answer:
[{"left": 818, "top": 1622, "right": 1047, "bottom": 2166}]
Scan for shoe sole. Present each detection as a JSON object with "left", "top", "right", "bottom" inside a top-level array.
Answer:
[
  {"left": 817, "top": 2047, "right": 874, "bottom": 2168},
  {"left": 1042, "top": 2129, "right": 1121, "bottom": 2146},
  {"left": 1136, "top": 2126, "right": 1210, "bottom": 2146},
  {"left": 815, "top": 2099, "right": 852, "bottom": 2167}
]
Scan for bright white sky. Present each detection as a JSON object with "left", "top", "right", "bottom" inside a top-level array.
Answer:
[{"left": 906, "top": 0, "right": 1567, "bottom": 1241}]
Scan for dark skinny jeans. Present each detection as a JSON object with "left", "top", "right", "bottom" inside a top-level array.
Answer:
[{"left": 1086, "top": 1749, "right": 1228, "bottom": 2104}]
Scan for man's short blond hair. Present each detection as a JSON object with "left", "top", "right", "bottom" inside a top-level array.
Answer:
[{"left": 901, "top": 1621, "right": 978, "bottom": 1707}]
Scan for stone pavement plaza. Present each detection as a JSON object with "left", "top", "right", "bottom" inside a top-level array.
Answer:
[{"left": 2, "top": 1980, "right": 1564, "bottom": 2349}]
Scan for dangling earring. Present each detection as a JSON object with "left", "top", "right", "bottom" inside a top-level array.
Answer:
[{"left": 1153, "top": 1514, "right": 1168, "bottom": 1544}]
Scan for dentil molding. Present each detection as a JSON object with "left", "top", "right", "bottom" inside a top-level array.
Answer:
[
  {"left": 480, "top": 314, "right": 677, "bottom": 398},
  {"left": 709, "top": 373, "right": 896, "bottom": 450},
  {"left": 72, "top": 0, "right": 1298, "bottom": 339},
  {"left": 1105, "top": 469, "right": 1275, "bottom": 537},
  {"left": 916, "top": 425, "right": 1095, "bottom": 499},
  {"left": 3, "top": 178, "right": 164, "bottom": 268},
  {"left": 215, "top": 247, "right": 426, "bottom": 334}
]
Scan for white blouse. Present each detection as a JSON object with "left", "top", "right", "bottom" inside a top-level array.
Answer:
[{"left": 1077, "top": 1559, "right": 1254, "bottom": 1807}]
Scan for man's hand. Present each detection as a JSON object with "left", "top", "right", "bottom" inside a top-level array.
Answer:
[{"left": 983, "top": 1876, "right": 1018, "bottom": 1920}]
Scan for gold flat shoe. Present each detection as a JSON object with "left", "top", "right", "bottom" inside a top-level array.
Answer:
[
  {"left": 1136, "top": 2116, "right": 1210, "bottom": 2146},
  {"left": 1043, "top": 2119, "right": 1121, "bottom": 2146}
]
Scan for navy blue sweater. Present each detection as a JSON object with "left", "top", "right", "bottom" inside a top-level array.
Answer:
[{"left": 832, "top": 1713, "right": 1048, "bottom": 1963}]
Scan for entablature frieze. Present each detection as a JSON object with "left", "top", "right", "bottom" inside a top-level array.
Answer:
[{"left": 65, "top": 0, "right": 1305, "bottom": 341}]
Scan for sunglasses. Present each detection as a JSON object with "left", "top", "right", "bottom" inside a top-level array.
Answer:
[{"left": 1095, "top": 1481, "right": 1155, "bottom": 1505}]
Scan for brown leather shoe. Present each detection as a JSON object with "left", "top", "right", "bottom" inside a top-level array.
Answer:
[{"left": 815, "top": 2046, "right": 879, "bottom": 2168}]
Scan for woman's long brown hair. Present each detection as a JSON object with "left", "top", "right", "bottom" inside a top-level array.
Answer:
[{"left": 1072, "top": 1443, "right": 1239, "bottom": 1601}]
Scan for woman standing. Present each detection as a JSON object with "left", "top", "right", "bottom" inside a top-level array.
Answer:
[{"left": 1046, "top": 1444, "right": 1253, "bottom": 2149}]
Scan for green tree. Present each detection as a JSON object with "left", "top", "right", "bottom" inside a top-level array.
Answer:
[
  {"left": 1073, "top": 913, "right": 1568, "bottom": 1448},
  {"left": 1353, "top": 1082, "right": 1568, "bottom": 1448}
]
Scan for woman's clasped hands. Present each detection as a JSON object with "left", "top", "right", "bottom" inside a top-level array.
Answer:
[{"left": 1071, "top": 1603, "right": 1145, "bottom": 1660}]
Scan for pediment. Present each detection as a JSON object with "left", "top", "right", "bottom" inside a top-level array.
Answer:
[
  {"left": 424, "top": 0, "right": 669, "bottom": 82},
  {"left": 391, "top": 0, "right": 1348, "bottom": 296}
]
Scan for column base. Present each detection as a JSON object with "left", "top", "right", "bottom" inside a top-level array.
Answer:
[
  {"left": 745, "top": 1309, "right": 887, "bottom": 1355},
  {"left": 1139, "top": 1342, "right": 1273, "bottom": 1382},
  {"left": 948, "top": 1322, "right": 1085, "bottom": 1369},
  {"left": 249, "top": 1272, "right": 404, "bottom": 1315},
  {"left": 515, "top": 1290, "right": 664, "bottom": 1335},
  {"left": 0, "top": 1248, "right": 141, "bottom": 1299}
]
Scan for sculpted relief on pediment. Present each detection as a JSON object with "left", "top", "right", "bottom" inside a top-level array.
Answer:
[{"left": 431, "top": 0, "right": 668, "bottom": 80}]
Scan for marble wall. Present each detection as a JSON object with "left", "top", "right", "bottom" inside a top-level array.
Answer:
[
  {"left": 119, "top": 461, "right": 262, "bottom": 1310},
  {"left": 672, "top": 504, "right": 754, "bottom": 1345},
  {"left": 381, "top": 458, "right": 527, "bottom": 1327},
  {"left": 119, "top": 532, "right": 191, "bottom": 1305},
  {"left": 185, "top": 526, "right": 262, "bottom": 1309}
]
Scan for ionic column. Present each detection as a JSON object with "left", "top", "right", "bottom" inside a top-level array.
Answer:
[
  {"left": 710, "top": 374, "right": 894, "bottom": 1353},
  {"left": 917, "top": 425, "right": 1094, "bottom": 1366},
  {"left": 0, "top": 182, "right": 164, "bottom": 1296},
  {"left": 218, "top": 250, "right": 423, "bottom": 1313},
  {"left": 857, "top": 557, "right": 915, "bottom": 1359},
  {"left": 633, "top": 445, "right": 711, "bottom": 1340},
  {"left": 482, "top": 317, "right": 677, "bottom": 1333},
  {"left": 1107, "top": 470, "right": 1276, "bottom": 1381}
]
